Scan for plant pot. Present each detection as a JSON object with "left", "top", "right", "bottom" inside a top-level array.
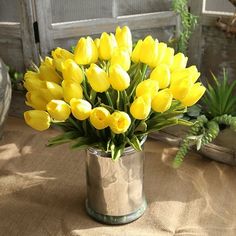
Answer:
[
  {"left": 85, "top": 146, "right": 147, "bottom": 225},
  {"left": 0, "top": 58, "right": 12, "bottom": 139},
  {"left": 149, "top": 126, "right": 236, "bottom": 166}
]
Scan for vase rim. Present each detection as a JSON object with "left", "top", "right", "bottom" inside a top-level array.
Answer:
[{"left": 87, "top": 135, "right": 147, "bottom": 158}]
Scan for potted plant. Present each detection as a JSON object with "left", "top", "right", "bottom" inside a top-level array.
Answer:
[
  {"left": 23, "top": 26, "right": 205, "bottom": 224},
  {"left": 173, "top": 70, "right": 236, "bottom": 167}
]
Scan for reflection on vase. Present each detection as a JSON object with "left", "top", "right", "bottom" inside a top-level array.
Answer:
[{"left": 86, "top": 146, "right": 147, "bottom": 224}]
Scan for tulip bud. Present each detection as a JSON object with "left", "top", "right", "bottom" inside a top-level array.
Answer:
[
  {"left": 181, "top": 83, "right": 206, "bottom": 106},
  {"left": 170, "top": 77, "right": 193, "bottom": 101},
  {"left": 151, "top": 89, "right": 173, "bottom": 113},
  {"left": 51, "top": 48, "right": 74, "bottom": 71},
  {"left": 136, "top": 79, "right": 159, "bottom": 98},
  {"left": 131, "top": 40, "right": 143, "bottom": 63},
  {"left": 26, "top": 91, "right": 48, "bottom": 110},
  {"left": 70, "top": 98, "right": 92, "bottom": 120},
  {"left": 150, "top": 42, "right": 167, "bottom": 68},
  {"left": 61, "top": 59, "right": 83, "bottom": 84},
  {"left": 39, "top": 64, "right": 61, "bottom": 84},
  {"left": 90, "top": 107, "right": 110, "bottom": 130},
  {"left": 108, "top": 64, "right": 130, "bottom": 91},
  {"left": 115, "top": 26, "right": 132, "bottom": 54},
  {"left": 99, "top": 32, "right": 117, "bottom": 60},
  {"left": 130, "top": 94, "right": 151, "bottom": 120},
  {"left": 161, "top": 47, "right": 174, "bottom": 67},
  {"left": 62, "top": 80, "right": 83, "bottom": 103},
  {"left": 24, "top": 74, "right": 45, "bottom": 91},
  {"left": 85, "top": 64, "right": 110, "bottom": 92},
  {"left": 139, "top": 36, "right": 158, "bottom": 67},
  {"left": 170, "top": 53, "right": 188, "bottom": 72},
  {"left": 94, "top": 38, "right": 100, "bottom": 49},
  {"left": 24, "top": 70, "right": 40, "bottom": 82},
  {"left": 46, "top": 100, "right": 71, "bottom": 121},
  {"left": 74, "top": 37, "right": 98, "bottom": 65},
  {"left": 171, "top": 66, "right": 200, "bottom": 84},
  {"left": 24, "top": 110, "right": 51, "bottom": 131},
  {"left": 45, "top": 81, "right": 63, "bottom": 100},
  {"left": 109, "top": 111, "right": 131, "bottom": 134},
  {"left": 150, "top": 64, "right": 171, "bottom": 89},
  {"left": 41, "top": 57, "right": 55, "bottom": 70},
  {"left": 110, "top": 49, "right": 130, "bottom": 71}
]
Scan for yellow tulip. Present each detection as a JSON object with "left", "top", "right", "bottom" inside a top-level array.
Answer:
[
  {"left": 170, "top": 53, "right": 188, "bottom": 72},
  {"left": 131, "top": 40, "right": 143, "bottom": 63},
  {"left": 46, "top": 100, "right": 71, "bottom": 121},
  {"left": 181, "top": 83, "right": 206, "bottom": 106},
  {"left": 85, "top": 64, "right": 110, "bottom": 92},
  {"left": 24, "top": 75, "right": 45, "bottom": 91},
  {"left": 24, "top": 110, "right": 51, "bottom": 131},
  {"left": 61, "top": 59, "right": 83, "bottom": 83},
  {"left": 150, "top": 64, "right": 171, "bottom": 89},
  {"left": 90, "top": 107, "right": 110, "bottom": 130},
  {"left": 110, "top": 49, "right": 130, "bottom": 71},
  {"left": 109, "top": 111, "right": 131, "bottom": 134},
  {"left": 108, "top": 64, "right": 130, "bottom": 91},
  {"left": 94, "top": 38, "right": 100, "bottom": 49},
  {"left": 70, "top": 98, "right": 92, "bottom": 120},
  {"left": 151, "top": 89, "right": 173, "bottom": 113},
  {"left": 130, "top": 94, "right": 151, "bottom": 120},
  {"left": 74, "top": 36, "right": 98, "bottom": 65},
  {"left": 41, "top": 56, "right": 55, "bottom": 69},
  {"left": 161, "top": 47, "right": 174, "bottom": 67},
  {"left": 115, "top": 26, "right": 132, "bottom": 54},
  {"left": 39, "top": 64, "right": 61, "bottom": 84},
  {"left": 24, "top": 70, "right": 40, "bottom": 81},
  {"left": 51, "top": 47, "right": 74, "bottom": 71},
  {"left": 62, "top": 80, "right": 83, "bottom": 103},
  {"left": 139, "top": 35, "right": 158, "bottom": 67},
  {"left": 170, "top": 77, "right": 193, "bottom": 100},
  {"left": 45, "top": 81, "right": 63, "bottom": 100},
  {"left": 171, "top": 66, "right": 200, "bottom": 84},
  {"left": 25, "top": 91, "right": 48, "bottom": 110},
  {"left": 154, "top": 42, "right": 168, "bottom": 66},
  {"left": 99, "top": 32, "right": 117, "bottom": 60},
  {"left": 136, "top": 79, "right": 159, "bottom": 98}
]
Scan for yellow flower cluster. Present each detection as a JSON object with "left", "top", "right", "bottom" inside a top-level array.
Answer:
[{"left": 23, "top": 26, "right": 206, "bottom": 149}]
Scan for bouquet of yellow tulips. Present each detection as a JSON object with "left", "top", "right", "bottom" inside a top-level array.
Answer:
[{"left": 23, "top": 26, "right": 206, "bottom": 160}]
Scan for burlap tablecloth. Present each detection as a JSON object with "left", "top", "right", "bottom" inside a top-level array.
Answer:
[{"left": 0, "top": 117, "right": 236, "bottom": 236}]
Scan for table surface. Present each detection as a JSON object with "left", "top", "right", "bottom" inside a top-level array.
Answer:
[{"left": 1, "top": 117, "right": 236, "bottom": 236}]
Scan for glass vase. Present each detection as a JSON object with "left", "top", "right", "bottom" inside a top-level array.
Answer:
[{"left": 85, "top": 145, "right": 147, "bottom": 225}]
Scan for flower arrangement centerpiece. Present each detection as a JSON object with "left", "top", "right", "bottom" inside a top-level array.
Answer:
[{"left": 23, "top": 26, "right": 206, "bottom": 160}]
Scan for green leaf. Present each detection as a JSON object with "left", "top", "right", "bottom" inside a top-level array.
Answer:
[
  {"left": 110, "top": 143, "right": 125, "bottom": 160},
  {"left": 47, "top": 130, "right": 79, "bottom": 146},
  {"left": 126, "top": 136, "right": 142, "bottom": 151},
  {"left": 70, "top": 136, "right": 96, "bottom": 149}
]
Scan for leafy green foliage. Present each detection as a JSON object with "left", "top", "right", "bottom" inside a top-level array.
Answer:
[
  {"left": 172, "top": 0, "right": 198, "bottom": 53},
  {"left": 202, "top": 70, "right": 236, "bottom": 118}
]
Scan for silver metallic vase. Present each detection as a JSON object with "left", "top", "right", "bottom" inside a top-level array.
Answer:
[{"left": 85, "top": 146, "right": 147, "bottom": 224}]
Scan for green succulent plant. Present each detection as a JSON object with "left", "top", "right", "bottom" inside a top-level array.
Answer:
[{"left": 173, "top": 70, "right": 236, "bottom": 167}]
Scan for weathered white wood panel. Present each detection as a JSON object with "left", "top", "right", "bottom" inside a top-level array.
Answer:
[
  {"left": 0, "top": 23, "right": 21, "bottom": 39},
  {"left": 19, "top": 0, "right": 39, "bottom": 67},
  {"left": 0, "top": 0, "right": 21, "bottom": 22},
  {"left": 50, "top": 0, "right": 114, "bottom": 23},
  {"left": 34, "top": 0, "right": 54, "bottom": 58},
  {"left": 115, "top": 0, "right": 172, "bottom": 16},
  {"left": 52, "top": 11, "right": 180, "bottom": 39}
]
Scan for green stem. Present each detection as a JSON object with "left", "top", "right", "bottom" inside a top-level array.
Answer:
[
  {"left": 116, "top": 91, "right": 120, "bottom": 110},
  {"left": 105, "top": 91, "right": 113, "bottom": 107},
  {"left": 82, "top": 120, "right": 88, "bottom": 136},
  {"left": 68, "top": 117, "right": 82, "bottom": 133}
]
